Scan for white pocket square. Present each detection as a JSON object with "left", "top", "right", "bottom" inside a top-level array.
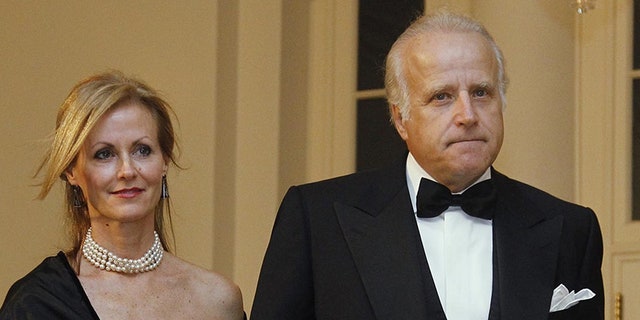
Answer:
[{"left": 549, "top": 284, "right": 595, "bottom": 312}]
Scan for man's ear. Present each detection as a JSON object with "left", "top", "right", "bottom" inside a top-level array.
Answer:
[{"left": 391, "top": 104, "right": 408, "bottom": 141}]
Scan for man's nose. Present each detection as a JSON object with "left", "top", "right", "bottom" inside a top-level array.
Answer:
[{"left": 453, "top": 92, "right": 478, "bottom": 126}]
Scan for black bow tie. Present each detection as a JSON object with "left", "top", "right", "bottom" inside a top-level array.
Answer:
[{"left": 416, "top": 178, "right": 496, "bottom": 220}]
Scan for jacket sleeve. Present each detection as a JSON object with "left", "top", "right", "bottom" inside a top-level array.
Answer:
[
  {"left": 549, "top": 208, "right": 605, "bottom": 320},
  {"left": 574, "top": 208, "right": 605, "bottom": 319},
  {"left": 251, "top": 186, "right": 316, "bottom": 320}
]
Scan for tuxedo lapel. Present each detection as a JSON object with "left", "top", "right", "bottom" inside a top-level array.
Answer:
[
  {"left": 492, "top": 171, "right": 564, "bottom": 319},
  {"left": 335, "top": 179, "right": 445, "bottom": 319}
]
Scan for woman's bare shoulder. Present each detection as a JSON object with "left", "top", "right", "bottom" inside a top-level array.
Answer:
[{"left": 162, "top": 253, "right": 244, "bottom": 319}]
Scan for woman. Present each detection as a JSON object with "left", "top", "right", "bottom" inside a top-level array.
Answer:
[{"left": 0, "top": 71, "right": 245, "bottom": 319}]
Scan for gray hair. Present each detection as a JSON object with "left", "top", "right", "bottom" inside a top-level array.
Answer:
[{"left": 385, "top": 10, "right": 508, "bottom": 120}]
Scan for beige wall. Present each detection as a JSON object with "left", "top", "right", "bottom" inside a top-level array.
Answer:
[
  {"left": 475, "top": 1, "right": 576, "bottom": 201},
  {"left": 1, "top": 0, "right": 578, "bottom": 314},
  {"left": 428, "top": 0, "right": 577, "bottom": 201}
]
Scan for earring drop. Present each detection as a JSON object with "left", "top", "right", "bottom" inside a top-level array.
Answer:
[
  {"left": 72, "top": 185, "right": 85, "bottom": 207},
  {"left": 161, "top": 175, "right": 169, "bottom": 199}
]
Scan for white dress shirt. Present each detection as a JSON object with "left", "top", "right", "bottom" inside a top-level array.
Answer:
[{"left": 406, "top": 153, "right": 493, "bottom": 320}]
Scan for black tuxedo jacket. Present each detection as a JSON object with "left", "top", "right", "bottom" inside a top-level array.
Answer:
[{"left": 251, "top": 163, "right": 604, "bottom": 320}]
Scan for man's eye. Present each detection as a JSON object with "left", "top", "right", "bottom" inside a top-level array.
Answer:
[
  {"left": 434, "top": 93, "right": 448, "bottom": 101},
  {"left": 94, "top": 149, "right": 113, "bottom": 160},
  {"left": 474, "top": 88, "right": 492, "bottom": 98}
]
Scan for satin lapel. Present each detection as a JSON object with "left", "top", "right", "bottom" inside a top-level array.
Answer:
[
  {"left": 335, "top": 185, "right": 444, "bottom": 319},
  {"left": 492, "top": 172, "right": 564, "bottom": 319}
]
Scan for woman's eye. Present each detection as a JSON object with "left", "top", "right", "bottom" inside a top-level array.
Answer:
[
  {"left": 94, "top": 149, "right": 113, "bottom": 160},
  {"left": 135, "top": 145, "right": 152, "bottom": 156}
]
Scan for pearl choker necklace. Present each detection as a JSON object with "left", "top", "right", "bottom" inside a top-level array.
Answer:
[{"left": 82, "top": 227, "right": 164, "bottom": 273}]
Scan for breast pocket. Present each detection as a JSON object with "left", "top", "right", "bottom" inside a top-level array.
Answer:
[{"left": 547, "top": 308, "right": 574, "bottom": 320}]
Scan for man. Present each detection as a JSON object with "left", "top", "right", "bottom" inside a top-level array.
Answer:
[{"left": 251, "top": 10, "right": 604, "bottom": 320}]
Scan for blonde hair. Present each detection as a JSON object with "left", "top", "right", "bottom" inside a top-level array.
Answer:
[
  {"left": 36, "top": 70, "right": 180, "bottom": 259},
  {"left": 385, "top": 10, "right": 508, "bottom": 120}
]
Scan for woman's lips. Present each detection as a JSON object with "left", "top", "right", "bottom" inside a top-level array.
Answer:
[{"left": 112, "top": 188, "right": 144, "bottom": 198}]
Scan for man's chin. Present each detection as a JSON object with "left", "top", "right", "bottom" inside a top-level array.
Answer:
[{"left": 445, "top": 163, "right": 492, "bottom": 188}]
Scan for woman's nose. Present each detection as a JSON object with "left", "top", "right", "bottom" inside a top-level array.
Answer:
[{"left": 117, "top": 156, "right": 137, "bottom": 179}]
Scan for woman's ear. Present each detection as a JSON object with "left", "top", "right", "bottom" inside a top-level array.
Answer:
[{"left": 64, "top": 165, "right": 78, "bottom": 185}]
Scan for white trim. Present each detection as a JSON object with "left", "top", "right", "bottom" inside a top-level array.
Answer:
[
  {"left": 576, "top": 0, "right": 640, "bottom": 317},
  {"left": 355, "top": 88, "right": 387, "bottom": 100}
]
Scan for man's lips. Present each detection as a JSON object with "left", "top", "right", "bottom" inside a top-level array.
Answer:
[
  {"left": 111, "top": 188, "right": 144, "bottom": 198},
  {"left": 447, "top": 138, "right": 485, "bottom": 146}
]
